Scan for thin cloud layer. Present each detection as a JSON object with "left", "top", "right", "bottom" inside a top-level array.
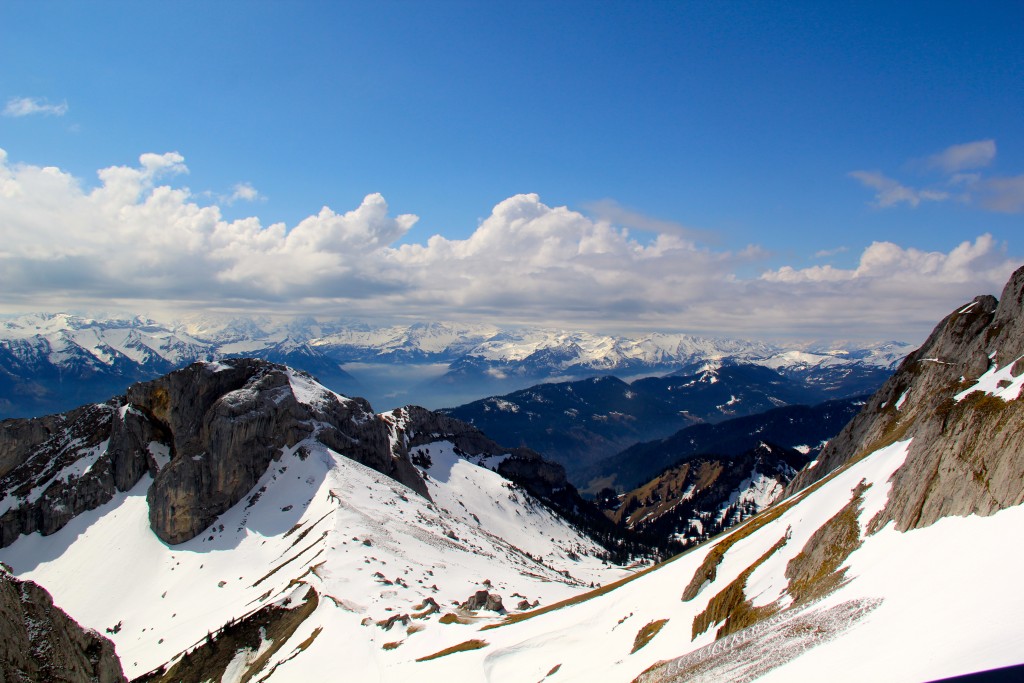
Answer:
[
  {"left": 848, "top": 171, "right": 949, "bottom": 208},
  {"left": 0, "top": 150, "right": 1017, "bottom": 341},
  {"left": 851, "top": 139, "right": 1024, "bottom": 214},
  {"left": 926, "top": 139, "right": 996, "bottom": 173},
  {"left": 3, "top": 96, "right": 69, "bottom": 117}
]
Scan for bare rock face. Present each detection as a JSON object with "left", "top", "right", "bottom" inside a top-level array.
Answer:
[
  {"left": 0, "top": 357, "right": 585, "bottom": 549},
  {"left": 0, "top": 402, "right": 122, "bottom": 547},
  {"left": 785, "top": 265, "right": 1024, "bottom": 531},
  {"left": 0, "top": 571, "right": 127, "bottom": 683},
  {"left": 137, "top": 360, "right": 318, "bottom": 544},
  {"left": 0, "top": 359, "right": 431, "bottom": 547},
  {"left": 133, "top": 359, "right": 428, "bottom": 544}
]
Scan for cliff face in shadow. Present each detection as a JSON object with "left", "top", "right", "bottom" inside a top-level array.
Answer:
[{"left": 0, "top": 570, "right": 127, "bottom": 683}]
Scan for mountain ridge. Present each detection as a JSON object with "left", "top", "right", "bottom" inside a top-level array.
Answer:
[
  {"left": 0, "top": 312, "right": 910, "bottom": 419},
  {"left": 0, "top": 359, "right": 634, "bottom": 679}
]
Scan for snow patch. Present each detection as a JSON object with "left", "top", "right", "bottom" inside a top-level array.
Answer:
[
  {"left": 894, "top": 390, "right": 909, "bottom": 410},
  {"left": 148, "top": 442, "right": 172, "bottom": 472},
  {"left": 955, "top": 355, "right": 1024, "bottom": 403}
]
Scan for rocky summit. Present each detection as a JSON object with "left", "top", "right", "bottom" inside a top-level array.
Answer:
[{"left": 0, "top": 359, "right": 429, "bottom": 546}]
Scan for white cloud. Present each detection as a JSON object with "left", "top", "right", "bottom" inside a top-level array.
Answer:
[
  {"left": 852, "top": 140, "right": 1024, "bottom": 214},
  {"left": 0, "top": 150, "right": 1017, "bottom": 342},
  {"left": 848, "top": 171, "right": 949, "bottom": 208},
  {"left": 227, "top": 182, "right": 262, "bottom": 204},
  {"left": 757, "top": 235, "right": 1016, "bottom": 338},
  {"left": 926, "top": 139, "right": 996, "bottom": 173},
  {"left": 814, "top": 246, "right": 848, "bottom": 258},
  {"left": 3, "top": 96, "right": 69, "bottom": 117}
]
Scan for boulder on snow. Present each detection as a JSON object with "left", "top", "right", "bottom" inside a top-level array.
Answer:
[{"left": 460, "top": 590, "right": 505, "bottom": 614}]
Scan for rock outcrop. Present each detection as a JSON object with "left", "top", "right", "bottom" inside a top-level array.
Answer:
[
  {"left": 785, "top": 265, "right": 1024, "bottom": 531},
  {"left": 390, "top": 404, "right": 613, "bottom": 536},
  {"left": 0, "top": 402, "right": 123, "bottom": 547},
  {"left": 0, "top": 570, "right": 127, "bottom": 683},
  {"left": 0, "top": 358, "right": 607, "bottom": 553},
  {"left": 387, "top": 404, "right": 575, "bottom": 504},
  {"left": 460, "top": 590, "right": 505, "bottom": 613},
  {"left": 0, "top": 359, "right": 431, "bottom": 547}
]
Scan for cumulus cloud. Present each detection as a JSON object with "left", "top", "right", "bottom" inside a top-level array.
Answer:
[
  {"left": 757, "top": 235, "right": 1016, "bottom": 337},
  {"left": 227, "top": 182, "right": 262, "bottom": 204},
  {"left": 0, "top": 150, "right": 1018, "bottom": 342},
  {"left": 3, "top": 96, "right": 68, "bottom": 117}
]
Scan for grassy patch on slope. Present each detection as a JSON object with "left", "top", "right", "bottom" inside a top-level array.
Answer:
[{"left": 415, "top": 639, "right": 488, "bottom": 662}]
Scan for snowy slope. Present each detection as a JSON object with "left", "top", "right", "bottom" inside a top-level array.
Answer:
[
  {"left": 0, "top": 369, "right": 627, "bottom": 680},
  {"left": 362, "top": 436, "right": 1024, "bottom": 683},
  {"left": 9, "top": 423, "right": 1020, "bottom": 682}
]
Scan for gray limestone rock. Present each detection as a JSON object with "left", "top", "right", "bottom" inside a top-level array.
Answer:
[
  {"left": 0, "top": 571, "right": 127, "bottom": 683},
  {"left": 0, "top": 359, "right": 436, "bottom": 547},
  {"left": 784, "top": 265, "right": 1024, "bottom": 532},
  {"left": 0, "top": 356, "right": 585, "bottom": 550}
]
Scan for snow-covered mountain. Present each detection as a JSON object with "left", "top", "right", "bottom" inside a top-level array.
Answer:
[
  {"left": 443, "top": 364, "right": 876, "bottom": 486},
  {"left": 600, "top": 442, "right": 808, "bottom": 552},
  {"left": 0, "top": 358, "right": 629, "bottom": 681},
  {"left": 3, "top": 260, "right": 1024, "bottom": 681},
  {"left": 433, "top": 330, "right": 906, "bottom": 393},
  {"left": 0, "top": 312, "right": 911, "bottom": 419}
]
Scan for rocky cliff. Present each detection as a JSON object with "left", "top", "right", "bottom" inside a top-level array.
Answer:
[
  {"left": 0, "top": 570, "right": 126, "bottom": 682},
  {"left": 0, "top": 359, "right": 429, "bottom": 547},
  {"left": 785, "top": 264, "right": 1024, "bottom": 531}
]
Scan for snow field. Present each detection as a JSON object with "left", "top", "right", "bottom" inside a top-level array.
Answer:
[
  {"left": 398, "top": 435, "right": 1024, "bottom": 682},
  {"left": 0, "top": 432, "right": 623, "bottom": 680}
]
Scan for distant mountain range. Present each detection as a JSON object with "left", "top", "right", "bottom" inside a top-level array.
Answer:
[
  {"left": 581, "top": 396, "right": 867, "bottom": 494},
  {"left": 443, "top": 363, "right": 879, "bottom": 486},
  {"left": 0, "top": 312, "right": 911, "bottom": 419}
]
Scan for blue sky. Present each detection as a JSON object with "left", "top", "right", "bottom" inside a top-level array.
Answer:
[{"left": 1, "top": 1, "right": 1022, "bottom": 342}]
